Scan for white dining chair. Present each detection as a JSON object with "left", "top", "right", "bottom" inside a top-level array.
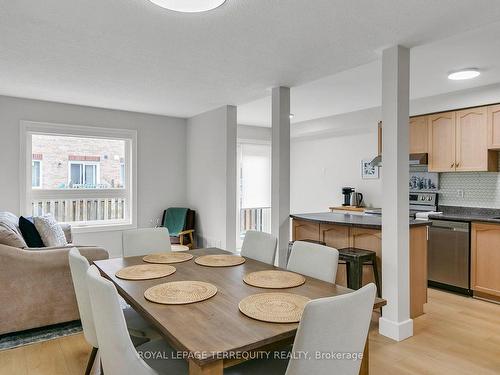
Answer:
[
  {"left": 240, "top": 230, "right": 277, "bottom": 265},
  {"left": 226, "top": 283, "right": 377, "bottom": 375},
  {"left": 69, "top": 248, "right": 161, "bottom": 374},
  {"left": 287, "top": 241, "right": 339, "bottom": 283},
  {"left": 122, "top": 227, "right": 171, "bottom": 257},
  {"left": 86, "top": 265, "right": 187, "bottom": 375}
]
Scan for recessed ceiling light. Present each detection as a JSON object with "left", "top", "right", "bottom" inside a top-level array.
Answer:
[
  {"left": 148, "top": 0, "right": 226, "bottom": 12},
  {"left": 448, "top": 69, "right": 480, "bottom": 81},
  {"left": 289, "top": 114, "right": 295, "bottom": 119}
]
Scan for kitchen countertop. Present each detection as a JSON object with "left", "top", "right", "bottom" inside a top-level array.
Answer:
[
  {"left": 428, "top": 205, "right": 500, "bottom": 224},
  {"left": 290, "top": 212, "right": 430, "bottom": 229}
]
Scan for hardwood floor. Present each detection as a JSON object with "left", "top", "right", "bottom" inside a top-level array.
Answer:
[{"left": 1, "top": 288, "right": 499, "bottom": 375}]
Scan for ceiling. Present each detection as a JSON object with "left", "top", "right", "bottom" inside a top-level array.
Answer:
[
  {"left": 2, "top": 0, "right": 500, "bottom": 120},
  {"left": 239, "top": 20, "right": 500, "bottom": 126}
]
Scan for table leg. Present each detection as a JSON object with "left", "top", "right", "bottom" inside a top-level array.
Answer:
[
  {"left": 359, "top": 338, "right": 369, "bottom": 375},
  {"left": 189, "top": 359, "right": 223, "bottom": 375}
]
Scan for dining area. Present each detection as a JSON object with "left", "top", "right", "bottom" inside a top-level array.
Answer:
[{"left": 69, "top": 228, "right": 385, "bottom": 375}]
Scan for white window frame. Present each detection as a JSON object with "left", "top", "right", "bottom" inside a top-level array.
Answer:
[
  {"left": 32, "top": 160, "right": 42, "bottom": 189},
  {"left": 20, "top": 121, "right": 137, "bottom": 233},
  {"left": 68, "top": 161, "right": 101, "bottom": 186}
]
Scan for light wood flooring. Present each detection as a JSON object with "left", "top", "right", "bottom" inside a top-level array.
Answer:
[{"left": 1, "top": 288, "right": 500, "bottom": 375}]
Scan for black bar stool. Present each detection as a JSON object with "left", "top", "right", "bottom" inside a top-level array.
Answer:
[{"left": 338, "top": 247, "right": 382, "bottom": 298}]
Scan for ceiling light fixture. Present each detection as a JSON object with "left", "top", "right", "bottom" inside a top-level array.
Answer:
[
  {"left": 448, "top": 69, "right": 480, "bottom": 81},
  {"left": 289, "top": 114, "right": 295, "bottom": 119},
  {"left": 147, "top": 0, "right": 226, "bottom": 12}
]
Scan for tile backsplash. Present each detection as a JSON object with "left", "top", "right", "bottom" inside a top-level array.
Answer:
[{"left": 438, "top": 154, "right": 500, "bottom": 208}]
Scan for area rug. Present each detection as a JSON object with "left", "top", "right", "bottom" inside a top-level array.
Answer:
[{"left": 0, "top": 320, "right": 82, "bottom": 351}]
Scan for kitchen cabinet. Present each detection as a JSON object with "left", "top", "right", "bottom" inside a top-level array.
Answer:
[
  {"left": 409, "top": 116, "right": 428, "bottom": 153},
  {"left": 471, "top": 222, "right": 500, "bottom": 300},
  {"left": 428, "top": 108, "right": 497, "bottom": 172},
  {"left": 488, "top": 104, "right": 500, "bottom": 149},
  {"left": 456, "top": 107, "right": 496, "bottom": 171},
  {"left": 428, "top": 112, "right": 456, "bottom": 172}
]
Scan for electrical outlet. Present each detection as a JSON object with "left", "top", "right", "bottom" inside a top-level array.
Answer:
[{"left": 457, "top": 189, "right": 464, "bottom": 198}]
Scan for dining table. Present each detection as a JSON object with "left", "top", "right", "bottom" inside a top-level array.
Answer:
[{"left": 94, "top": 248, "right": 386, "bottom": 375}]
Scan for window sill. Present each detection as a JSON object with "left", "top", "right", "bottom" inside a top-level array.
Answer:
[{"left": 70, "top": 222, "right": 136, "bottom": 234}]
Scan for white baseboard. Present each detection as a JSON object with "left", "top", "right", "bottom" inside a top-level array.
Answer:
[{"left": 378, "top": 317, "right": 414, "bottom": 341}]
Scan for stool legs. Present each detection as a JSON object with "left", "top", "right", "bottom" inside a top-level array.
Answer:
[
  {"left": 345, "top": 260, "right": 363, "bottom": 290},
  {"left": 371, "top": 256, "right": 382, "bottom": 298}
]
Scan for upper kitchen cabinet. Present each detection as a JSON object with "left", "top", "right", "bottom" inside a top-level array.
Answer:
[
  {"left": 409, "top": 116, "right": 428, "bottom": 153},
  {"left": 488, "top": 104, "right": 500, "bottom": 149},
  {"left": 428, "top": 108, "right": 498, "bottom": 172},
  {"left": 455, "top": 107, "right": 496, "bottom": 172},
  {"left": 428, "top": 112, "right": 456, "bottom": 172}
]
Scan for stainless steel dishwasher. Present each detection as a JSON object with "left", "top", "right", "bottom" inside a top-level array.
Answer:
[{"left": 428, "top": 220, "right": 471, "bottom": 295}]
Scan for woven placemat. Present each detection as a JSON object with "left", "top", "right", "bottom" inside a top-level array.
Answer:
[
  {"left": 115, "top": 264, "right": 176, "bottom": 280},
  {"left": 194, "top": 254, "right": 246, "bottom": 267},
  {"left": 243, "top": 270, "right": 306, "bottom": 289},
  {"left": 143, "top": 252, "right": 194, "bottom": 264},
  {"left": 239, "top": 293, "right": 310, "bottom": 323},
  {"left": 144, "top": 281, "right": 217, "bottom": 305}
]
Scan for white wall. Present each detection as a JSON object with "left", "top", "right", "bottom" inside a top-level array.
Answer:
[
  {"left": 187, "top": 106, "right": 237, "bottom": 251},
  {"left": 0, "top": 95, "right": 187, "bottom": 257}
]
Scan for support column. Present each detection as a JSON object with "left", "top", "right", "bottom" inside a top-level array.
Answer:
[
  {"left": 271, "top": 87, "right": 291, "bottom": 267},
  {"left": 379, "top": 45, "right": 413, "bottom": 341}
]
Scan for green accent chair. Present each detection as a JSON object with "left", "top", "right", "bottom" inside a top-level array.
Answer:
[{"left": 161, "top": 208, "right": 196, "bottom": 249}]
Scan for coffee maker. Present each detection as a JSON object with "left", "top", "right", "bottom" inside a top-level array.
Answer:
[{"left": 342, "top": 187, "right": 355, "bottom": 206}]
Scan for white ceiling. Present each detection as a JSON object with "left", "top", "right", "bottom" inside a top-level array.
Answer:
[
  {"left": 2, "top": 0, "right": 500, "bottom": 119},
  {"left": 239, "top": 21, "right": 500, "bottom": 126}
]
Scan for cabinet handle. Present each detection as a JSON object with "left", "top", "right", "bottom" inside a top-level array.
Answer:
[
  {"left": 456, "top": 162, "right": 460, "bottom": 167},
  {"left": 451, "top": 163, "right": 455, "bottom": 168}
]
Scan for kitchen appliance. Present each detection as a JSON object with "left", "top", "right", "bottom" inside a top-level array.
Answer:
[
  {"left": 350, "top": 191, "right": 364, "bottom": 207},
  {"left": 428, "top": 220, "right": 471, "bottom": 295},
  {"left": 342, "top": 187, "right": 355, "bottom": 206},
  {"left": 364, "top": 192, "right": 438, "bottom": 217}
]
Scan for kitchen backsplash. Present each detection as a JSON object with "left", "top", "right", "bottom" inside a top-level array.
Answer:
[{"left": 438, "top": 154, "right": 500, "bottom": 208}]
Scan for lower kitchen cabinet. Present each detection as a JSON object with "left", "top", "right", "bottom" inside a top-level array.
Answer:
[{"left": 471, "top": 222, "right": 500, "bottom": 300}]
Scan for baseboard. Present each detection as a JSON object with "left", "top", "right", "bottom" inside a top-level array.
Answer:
[{"left": 378, "top": 317, "right": 413, "bottom": 342}]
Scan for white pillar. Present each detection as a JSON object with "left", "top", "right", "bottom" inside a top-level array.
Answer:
[
  {"left": 225, "top": 105, "right": 237, "bottom": 252},
  {"left": 379, "top": 45, "right": 413, "bottom": 341},
  {"left": 271, "top": 86, "right": 291, "bottom": 267}
]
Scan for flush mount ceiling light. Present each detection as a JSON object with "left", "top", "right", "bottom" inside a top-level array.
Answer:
[
  {"left": 148, "top": 0, "right": 226, "bottom": 12},
  {"left": 448, "top": 69, "right": 481, "bottom": 81}
]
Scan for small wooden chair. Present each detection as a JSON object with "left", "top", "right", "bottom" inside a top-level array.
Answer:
[{"left": 161, "top": 208, "right": 196, "bottom": 249}]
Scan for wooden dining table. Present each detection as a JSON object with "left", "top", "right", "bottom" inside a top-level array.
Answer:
[{"left": 94, "top": 248, "right": 386, "bottom": 375}]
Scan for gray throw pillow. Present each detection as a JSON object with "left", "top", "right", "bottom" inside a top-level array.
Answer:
[
  {"left": 34, "top": 215, "right": 68, "bottom": 247},
  {"left": 0, "top": 224, "right": 27, "bottom": 248}
]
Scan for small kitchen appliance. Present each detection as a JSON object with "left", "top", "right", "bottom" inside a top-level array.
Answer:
[
  {"left": 342, "top": 187, "right": 355, "bottom": 206},
  {"left": 350, "top": 191, "right": 364, "bottom": 207}
]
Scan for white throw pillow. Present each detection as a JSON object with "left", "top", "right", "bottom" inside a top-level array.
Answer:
[{"left": 34, "top": 215, "right": 68, "bottom": 247}]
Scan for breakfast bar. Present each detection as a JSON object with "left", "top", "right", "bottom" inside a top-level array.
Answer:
[{"left": 291, "top": 212, "right": 430, "bottom": 318}]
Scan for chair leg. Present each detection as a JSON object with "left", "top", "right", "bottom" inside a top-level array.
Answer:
[{"left": 85, "top": 347, "right": 98, "bottom": 375}]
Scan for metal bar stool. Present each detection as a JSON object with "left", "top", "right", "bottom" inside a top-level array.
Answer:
[{"left": 338, "top": 247, "right": 382, "bottom": 298}]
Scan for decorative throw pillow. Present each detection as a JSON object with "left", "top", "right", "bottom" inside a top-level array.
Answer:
[
  {"left": 0, "top": 225, "right": 27, "bottom": 248},
  {"left": 34, "top": 215, "right": 68, "bottom": 247},
  {"left": 19, "top": 216, "right": 45, "bottom": 248}
]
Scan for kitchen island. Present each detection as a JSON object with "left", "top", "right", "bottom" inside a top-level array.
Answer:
[{"left": 291, "top": 212, "right": 430, "bottom": 318}]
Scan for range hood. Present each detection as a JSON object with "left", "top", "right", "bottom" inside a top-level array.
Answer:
[{"left": 369, "top": 153, "right": 428, "bottom": 167}]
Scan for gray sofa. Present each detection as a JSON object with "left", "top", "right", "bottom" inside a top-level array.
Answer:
[{"left": 0, "top": 213, "right": 108, "bottom": 335}]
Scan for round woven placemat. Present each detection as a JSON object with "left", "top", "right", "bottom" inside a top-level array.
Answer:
[
  {"left": 243, "top": 270, "right": 306, "bottom": 289},
  {"left": 143, "top": 252, "right": 194, "bottom": 264},
  {"left": 194, "top": 254, "right": 246, "bottom": 267},
  {"left": 239, "top": 293, "right": 310, "bottom": 323},
  {"left": 115, "top": 264, "right": 176, "bottom": 280},
  {"left": 144, "top": 281, "right": 217, "bottom": 305}
]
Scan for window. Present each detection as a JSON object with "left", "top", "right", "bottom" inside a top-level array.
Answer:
[
  {"left": 21, "top": 121, "right": 137, "bottom": 231},
  {"left": 32, "top": 160, "right": 42, "bottom": 188},
  {"left": 68, "top": 162, "right": 100, "bottom": 187}
]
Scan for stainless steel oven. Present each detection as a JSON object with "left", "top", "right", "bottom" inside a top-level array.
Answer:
[{"left": 428, "top": 220, "right": 471, "bottom": 295}]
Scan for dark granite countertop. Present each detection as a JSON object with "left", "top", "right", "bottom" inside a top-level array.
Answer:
[
  {"left": 428, "top": 205, "right": 500, "bottom": 224},
  {"left": 290, "top": 212, "right": 430, "bottom": 229}
]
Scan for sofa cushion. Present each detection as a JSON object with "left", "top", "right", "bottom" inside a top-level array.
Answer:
[
  {"left": 0, "top": 225, "right": 27, "bottom": 248},
  {"left": 34, "top": 215, "right": 68, "bottom": 247},
  {"left": 19, "top": 216, "right": 45, "bottom": 248}
]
